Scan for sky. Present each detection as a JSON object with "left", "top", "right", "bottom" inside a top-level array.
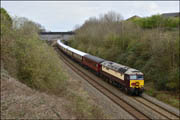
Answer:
[{"left": 1, "top": 1, "right": 179, "bottom": 31}]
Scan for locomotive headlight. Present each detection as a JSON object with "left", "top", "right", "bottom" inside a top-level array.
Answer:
[{"left": 136, "top": 82, "right": 139, "bottom": 85}]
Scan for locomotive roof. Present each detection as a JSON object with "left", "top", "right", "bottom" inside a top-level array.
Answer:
[
  {"left": 101, "top": 61, "right": 143, "bottom": 75},
  {"left": 84, "top": 54, "right": 105, "bottom": 63}
]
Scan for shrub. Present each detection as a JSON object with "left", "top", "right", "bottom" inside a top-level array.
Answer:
[
  {"left": 69, "top": 11, "right": 179, "bottom": 92},
  {"left": 133, "top": 15, "right": 180, "bottom": 29},
  {"left": 1, "top": 8, "right": 67, "bottom": 94}
]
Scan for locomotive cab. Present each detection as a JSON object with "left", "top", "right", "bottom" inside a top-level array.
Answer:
[{"left": 128, "top": 74, "right": 144, "bottom": 95}]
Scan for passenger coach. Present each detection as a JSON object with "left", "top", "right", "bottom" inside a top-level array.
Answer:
[
  {"left": 67, "top": 47, "right": 87, "bottom": 63},
  {"left": 83, "top": 54, "right": 104, "bottom": 73}
]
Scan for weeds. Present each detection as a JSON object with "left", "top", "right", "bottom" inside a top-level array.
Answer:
[{"left": 65, "top": 92, "right": 105, "bottom": 119}]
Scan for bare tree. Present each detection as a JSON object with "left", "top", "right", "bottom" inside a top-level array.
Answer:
[{"left": 99, "top": 11, "right": 123, "bottom": 23}]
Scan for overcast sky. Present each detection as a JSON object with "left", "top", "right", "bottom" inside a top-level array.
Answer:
[{"left": 1, "top": 1, "right": 179, "bottom": 31}]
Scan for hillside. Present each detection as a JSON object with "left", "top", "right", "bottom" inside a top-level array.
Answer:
[
  {"left": 1, "top": 60, "right": 111, "bottom": 119},
  {"left": 1, "top": 67, "right": 72, "bottom": 119},
  {"left": 1, "top": 8, "right": 110, "bottom": 119}
]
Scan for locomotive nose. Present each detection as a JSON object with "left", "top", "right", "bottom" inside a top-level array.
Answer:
[{"left": 135, "top": 82, "right": 140, "bottom": 88}]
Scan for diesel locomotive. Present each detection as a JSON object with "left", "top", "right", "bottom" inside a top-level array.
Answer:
[{"left": 57, "top": 40, "right": 144, "bottom": 95}]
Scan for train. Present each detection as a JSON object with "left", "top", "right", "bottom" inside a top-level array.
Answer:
[{"left": 56, "top": 39, "right": 144, "bottom": 95}]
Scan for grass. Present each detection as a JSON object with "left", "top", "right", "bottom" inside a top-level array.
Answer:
[
  {"left": 64, "top": 91, "right": 106, "bottom": 119},
  {"left": 58, "top": 61, "right": 108, "bottom": 119},
  {"left": 145, "top": 82, "right": 179, "bottom": 109}
]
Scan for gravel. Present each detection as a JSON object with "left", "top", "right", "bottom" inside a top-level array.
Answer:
[{"left": 142, "top": 93, "right": 180, "bottom": 117}]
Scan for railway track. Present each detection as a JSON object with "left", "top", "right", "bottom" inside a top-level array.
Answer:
[
  {"left": 133, "top": 97, "right": 179, "bottom": 120},
  {"left": 55, "top": 47, "right": 179, "bottom": 120}
]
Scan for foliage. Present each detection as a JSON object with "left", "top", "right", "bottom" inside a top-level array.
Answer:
[
  {"left": 1, "top": 8, "right": 67, "bottom": 93},
  {"left": 0, "top": 8, "right": 12, "bottom": 29},
  {"left": 1, "top": 9, "right": 107, "bottom": 119},
  {"left": 69, "top": 12, "right": 179, "bottom": 92},
  {"left": 1, "top": 8, "right": 15, "bottom": 75},
  {"left": 132, "top": 15, "right": 180, "bottom": 29},
  {"left": 145, "top": 82, "right": 179, "bottom": 108}
]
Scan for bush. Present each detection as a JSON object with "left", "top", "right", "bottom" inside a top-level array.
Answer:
[
  {"left": 133, "top": 15, "right": 180, "bottom": 29},
  {"left": 1, "top": 8, "right": 67, "bottom": 94},
  {"left": 15, "top": 36, "right": 67, "bottom": 92},
  {"left": 1, "top": 8, "right": 16, "bottom": 75},
  {"left": 69, "top": 11, "right": 179, "bottom": 92},
  {"left": 166, "top": 68, "right": 179, "bottom": 91}
]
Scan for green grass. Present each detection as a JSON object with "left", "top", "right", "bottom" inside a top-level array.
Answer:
[{"left": 145, "top": 82, "right": 179, "bottom": 109}]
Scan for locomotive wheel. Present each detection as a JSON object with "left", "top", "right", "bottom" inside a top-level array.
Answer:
[
  {"left": 125, "top": 88, "right": 128, "bottom": 94},
  {"left": 135, "top": 90, "right": 139, "bottom": 96},
  {"left": 109, "top": 80, "right": 112, "bottom": 84},
  {"left": 119, "top": 85, "right": 123, "bottom": 90},
  {"left": 125, "top": 88, "right": 133, "bottom": 95},
  {"left": 128, "top": 90, "right": 133, "bottom": 95},
  {"left": 138, "top": 91, "right": 142, "bottom": 96}
]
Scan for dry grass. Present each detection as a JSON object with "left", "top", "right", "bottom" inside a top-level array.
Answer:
[
  {"left": 145, "top": 82, "right": 179, "bottom": 109},
  {"left": 1, "top": 69, "right": 69, "bottom": 119},
  {"left": 58, "top": 59, "right": 108, "bottom": 119}
]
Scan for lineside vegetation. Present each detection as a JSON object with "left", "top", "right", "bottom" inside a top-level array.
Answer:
[
  {"left": 1, "top": 8, "right": 67, "bottom": 94},
  {"left": 1, "top": 8, "right": 107, "bottom": 118},
  {"left": 69, "top": 11, "right": 179, "bottom": 93}
]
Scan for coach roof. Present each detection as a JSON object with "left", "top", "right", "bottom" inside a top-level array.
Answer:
[
  {"left": 57, "top": 40, "right": 87, "bottom": 56},
  {"left": 57, "top": 40, "right": 69, "bottom": 49},
  {"left": 84, "top": 54, "right": 104, "bottom": 63},
  {"left": 67, "top": 47, "right": 87, "bottom": 56}
]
